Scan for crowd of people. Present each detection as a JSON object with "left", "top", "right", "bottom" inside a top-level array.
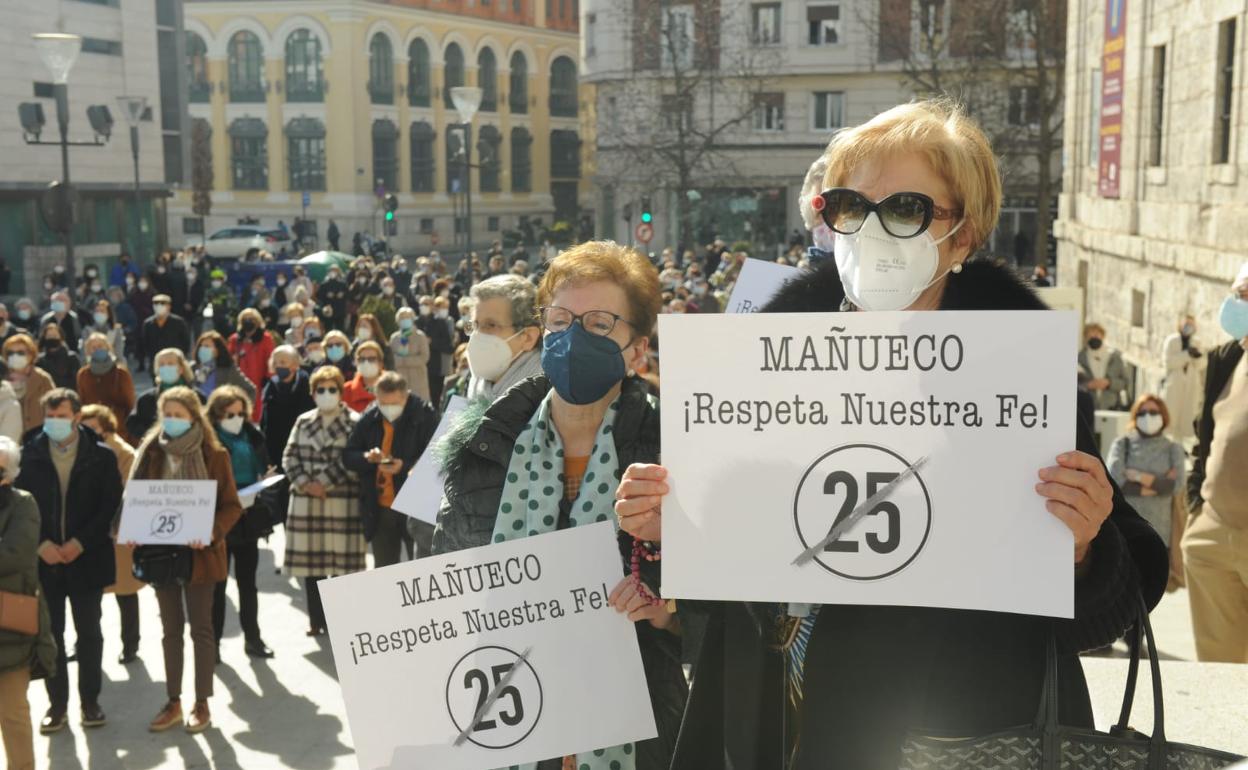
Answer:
[{"left": 0, "top": 98, "right": 1245, "bottom": 770}]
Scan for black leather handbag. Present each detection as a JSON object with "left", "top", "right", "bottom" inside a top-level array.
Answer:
[
  {"left": 900, "top": 594, "right": 1245, "bottom": 769},
  {"left": 131, "top": 545, "right": 193, "bottom": 587}
]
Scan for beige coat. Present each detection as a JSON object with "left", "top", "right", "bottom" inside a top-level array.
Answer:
[
  {"left": 14, "top": 367, "right": 54, "bottom": 434},
  {"left": 103, "top": 434, "right": 142, "bottom": 595}
]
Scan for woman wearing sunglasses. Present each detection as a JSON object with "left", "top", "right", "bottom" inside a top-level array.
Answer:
[
  {"left": 616, "top": 99, "right": 1168, "bottom": 769},
  {"left": 281, "top": 365, "right": 362, "bottom": 637},
  {"left": 429, "top": 241, "right": 686, "bottom": 770}
]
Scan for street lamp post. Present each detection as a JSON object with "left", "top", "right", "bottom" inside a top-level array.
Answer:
[
  {"left": 450, "top": 86, "right": 482, "bottom": 259},
  {"left": 116, "top": 96, "right": 148, "bottom": 263},
  {"left": 33, "top": 34, "right": 86, "bottom": 281}
]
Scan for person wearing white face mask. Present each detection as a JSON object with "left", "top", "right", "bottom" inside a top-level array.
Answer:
[
  {"left": 388, "top": 306, "right": 432, "bottom": 403},
  {"left": 343, "top": 372, "right": 438, "bottom": 566},
  {"left": 463, "top": 275, "right": 543, "bottom": 403},
  {"left": 281, "top": 366, "right": 362, "bottom": 636},
  {"left": 3, "top": 333, "right": 54, "bottom": 434},
  {"left": 342, "top": 342, "right": 385, "bottom": 413},
  {"left": 616, "top": 99, "right": 1169, "bottom": 769},
  {"left": 352, "top": 313, "right": 394, "bottom": 370},
  {"left": 1182, "top": 260, "right": 1248, "bottom": 663},
  {"left": 1107, "top": 395, "right": 1185, "bottom": 557}
]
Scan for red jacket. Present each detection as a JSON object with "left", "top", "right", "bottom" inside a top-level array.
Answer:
[
  {"left": 227, "top": 331, "right": 275, "bottom": 421},
  {"left": 342, "top": 372, "right": 377, "bottom": 413}
]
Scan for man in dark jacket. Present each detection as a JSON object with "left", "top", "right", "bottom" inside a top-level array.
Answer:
[
  {"left": 39, "top": 290, "right": 81, "bottom": 343},
  {"left": 139, "top": 294, "right": 191, "bottom": 371},
  {"left": 343, "top": 371, "right": 437, "bottom": 565},
  {"left": 261, "top": 360, "right": 316, "bottom": 465},
  {"left": 16, "top": 388, "right": 122, "bottom": 733}
]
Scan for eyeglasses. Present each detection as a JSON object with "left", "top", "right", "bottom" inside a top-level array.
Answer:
[
  {"left": 315, "top": 387, "right": 339, "bottom": 395},
  {"left": 817, "top": 188, "right": 962, "bottom": 240},
  {"left": 1137, "top": 409, "right": 1162, "bottom": 417},
  {"left": 539, "top": 306, "right": 634, "bottom": 337}
]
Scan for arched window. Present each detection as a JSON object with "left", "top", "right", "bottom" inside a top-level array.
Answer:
[
  {"left": 229, "top": 118, "right": 268, "bottom": 189},
  {"left": 550, "top": 129, "right": 580, "bottom": 178},
  {"left": 549, "top": 56, "right": 577, "bottom": 117},
  {"left": 511, "top": 127, "right": 532, "bottom": 193},
  {"left": 410, "top": 121, "right": 436, "bottom": 192},
  {"left": 372, "top": 119, "right": 399, "bottom": 192},
  {"left": 186, "top": 32, "right": 209, "bottom": 103},
  {"left": 478, "top": 48, "right": 497, "bottom": 112},
  {"left": 445, "top": 126, "right": 465, "bottom": 193},
  {"left": 509, "top": 52, "right": 528, "bottom": 113},
  {"left": 287, "top": 118, "right": 326, "bottom": 191},
  {"left": 477, "top": 125, "right": 502, "bottom": 192},
  {"left": 408, "top": 39, "right": 431, "bottom": 107},
  {"left": 443, "top": 43, "right": 464, "bottom": 109},
  {"left": 369, "top": 34, "right": 394, "bottom": 105},
  {"left": 228, "top": 31, "right": 265, "bottom": 103},
  {"left": 285, "top": 30, "right": 323, "bottom": 102}
]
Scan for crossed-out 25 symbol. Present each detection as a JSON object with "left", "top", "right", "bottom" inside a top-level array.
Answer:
[
  {"left": 445, "top": 645, "right": 543, "bottom": 750},
  {"left": 150, "top": 510, "right": 184, "bottom": 539},
  {"left": 792, "top": 444, "right": 932, "bottom": 581}
]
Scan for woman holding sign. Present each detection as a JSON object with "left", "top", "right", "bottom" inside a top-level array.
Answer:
[
  {"left": 431, "top": 241, "right": 687, "bottom": 770},
  {"left": 616, "top": 100, "right": 1169, "bottom": 769},
  {"left": 129, "top": 386, "right": 241, "bottom": 734}
]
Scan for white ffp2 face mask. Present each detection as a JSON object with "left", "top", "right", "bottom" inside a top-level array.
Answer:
[
  {"left": 833, "top": 212, "right": 965, "bottom": 311},
  {"left": 1137, "top": 414, "right": 1164, "bottom": 437},
  {"left": 466, "top": 330, "right": 521, "bottom": 382}
]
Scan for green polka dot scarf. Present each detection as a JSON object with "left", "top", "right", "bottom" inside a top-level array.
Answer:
[{"left": 491, "top": 391, "right": 635, "bottom": 770}]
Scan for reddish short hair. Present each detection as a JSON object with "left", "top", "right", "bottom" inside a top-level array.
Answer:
[{"left": 537, "top": 241, "right": 661, "bottom": 338}]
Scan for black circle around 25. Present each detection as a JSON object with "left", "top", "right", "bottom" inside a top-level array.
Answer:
[{"left": 444, "top": 644, "right": 543, "bottom": 750}]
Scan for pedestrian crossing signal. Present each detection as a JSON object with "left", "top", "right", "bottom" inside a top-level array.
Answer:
[{"left": 640, "top": 195, "right": 653, "bottom": 224}]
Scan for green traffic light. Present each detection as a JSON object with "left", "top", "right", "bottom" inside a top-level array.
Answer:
[
  {"left": 385, "top": 211, "right": 394, "bottom": 221},
  {"left": 641, "top": 212, "right": 652, "bottom": 223}
]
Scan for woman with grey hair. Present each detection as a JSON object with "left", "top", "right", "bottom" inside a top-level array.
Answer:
[{"left": 463, "top": 275, "right": 543, "bottom": 403}]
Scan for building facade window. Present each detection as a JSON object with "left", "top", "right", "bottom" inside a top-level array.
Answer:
[
  {"left": 228, "top": 31, "right": 265, "bottom": 102},
  {"left": 752, "top": 3, "right": 782, "bottom": 45},
  {"left": 372, "top": 119, "right": 399, "bottom": 192},
  {"left": 812, "top": 91, "right": 844, "bottom": 130},
  {"left": 446, "top": 126, "right": 466, "bottom": 193},
  {"left": 510, "top": 52, "right": 529, "bottom": 113},
  {"left": 478, "top": 125, "right": 502, "bottom": 192},
  {"left": 1007, "top": 86, "right": 1039, "bottom": 126},
  {"left": 753, "top": 92, "right": 785, "bottom": 131},
  {"left": 369, "top": 35, "right": 395, "bottom": 105},
  {"left": 287, "top": 118, "right": 326, "bottom": 191},
  {"left": 229, "top": 118, "right": 268, "bottom": 190},
  {"left": 478, "top": 48, "right": 498, "bottom": 111},
  {"left": 550, "top": 129, "right": 581, "bottom": 178},
  {"left": 409, "top": 39, "right": 431, "bottom": 107},
  {"left": 661, "top": 5, "right": 695, "bottom": 69},
  {"left": 660, "top": 94, "right": 693, "bottom": 132},
  {"left": 1215, "top": 17, "right": 1237, "bottom": 164},
  {"left": 918, "top": 0, "right": 947, "bottom": 42},
  {"left": 444, "top": 43, "right": 465, "bottom": 109},
  {"left": 81, "top": 37, "right": 123, "bottom": 56},
  {"left": 550, "top": 56, "right": 578, "bottom": 116},
  {"left": 410, "top": 121, "right": 436, "bottom": 192},
  {"left": 511, "top": 127, "right": 532, "bottom": 192},
  {"left": 807, "top": 4, "right": 841, "bottom": 45},
  {"left": 285, "top": 30, "right": 323, "bottom": 102},
  {"left": 186, "top": 32, "right": 210, "bottom": 103},
  {"left": 1149, "top": 44, "right": 1166, "bottom": 167}
]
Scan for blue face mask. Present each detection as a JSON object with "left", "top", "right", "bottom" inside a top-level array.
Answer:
[
  {"left": 162, "top": 417, "right": 192, "bottom": 438},
  {"left": 158, "top": 364, "right": 181, "bottom": 385},
  {"left": 50, "top": 301, "right": 66, "bottom": 314},
  {"left": 275, "top": 366, "right": 293, "bottom": 381},
  {"left": 197, "top": 346, "right": 216, "bottom": 365},
  {"left": 327, "top": 345, "right": 346, "bottom": 363},
  {"left": 90, "top": 348, "right": 111, "bottom": 363},
  {"left": 399, "top": 318, "right": 414, "bottom": 331},
  {"left": 43, "top": 417, "right": 74, "bottom": 443},
  {"left": 93, "top": 312, "right": 108, "bottom": 326},
  {"left": 541, "top": 322, "right": 627, "bottom": 406},
  {"left": 1220, "top": 295, "right": 1248, "bottom": 341}
]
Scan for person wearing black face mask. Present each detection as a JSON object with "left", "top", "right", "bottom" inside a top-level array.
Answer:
[
  {"left": 1078, "top": 323, "right": 1130, "bottom": 411},
  {"left": 36, "top": 324, "right": 80, "bottom": 390},
  {"left": 227, "top": 309, "right": 274, "bottom": 422},
  {"left": 427, "top": 241, "right": 685, "bottom": 770}
]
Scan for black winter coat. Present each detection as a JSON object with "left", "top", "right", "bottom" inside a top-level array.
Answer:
[
  {"left": 140, "top": 313, "right": 192, "bottom": 363},
  {"left": 261, "top": 370, "right": 316, "bottom": 467},
  {"left": 430, "top": 375, "right": 686, "bottom": 770},
  {"left": 17, "top": 425, "right": 123, "bottom": 594},
  {"left": 1186, "top": 339, "right": 1243, "bottom": 512},
  {"left": 673, "top": 259, "right": 1170, "bottom": 770},
  {"left": 342, "top": 394, "right": 438, "bottom": 540}
]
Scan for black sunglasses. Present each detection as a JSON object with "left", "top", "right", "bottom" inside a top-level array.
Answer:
[
  {"left": 816, "top": 188, "right": 963, "bottom": 240},
  {"left": 315, "top": 387, "right": 339, "bottom": 395}
]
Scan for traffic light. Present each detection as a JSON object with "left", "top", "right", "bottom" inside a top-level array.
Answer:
[
  {"left": 640, "top": 195, "right": 653, "bottom": 224},
  {"left": 383, "top": 193, "right": 398, "bottom": 222}
]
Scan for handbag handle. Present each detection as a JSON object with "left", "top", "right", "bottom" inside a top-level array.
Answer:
[{"left": 1111, "top": 593, "right": 1168, "bottom": 756}]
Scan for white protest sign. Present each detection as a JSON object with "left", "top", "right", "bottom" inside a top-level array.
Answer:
[
  {"left": 117, "top": 480, "right": 218, "bottom": 545},
  {"left": 659, "top": 310, "right": 1078, "bottom": 618},
  {"left": 393, "top": 395, "right": 469, "bottom": 523},
  {"left": 726, "top": 258, "right": 799, "bottom": 313},
  {"left": 320, "top": 521, "right": 657, "bottom": 770},
  {"left": 237, "top": 473, "right": 285, "bottom": 508}
]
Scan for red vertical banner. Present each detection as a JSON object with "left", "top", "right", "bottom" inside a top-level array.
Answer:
[{"left": 1098, "top": 0, "right": 1127, "bottom": 198}]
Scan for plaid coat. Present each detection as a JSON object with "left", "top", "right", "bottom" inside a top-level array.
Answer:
[{"left": 282, "top": 406, "right": 364, "bottom": 577}]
